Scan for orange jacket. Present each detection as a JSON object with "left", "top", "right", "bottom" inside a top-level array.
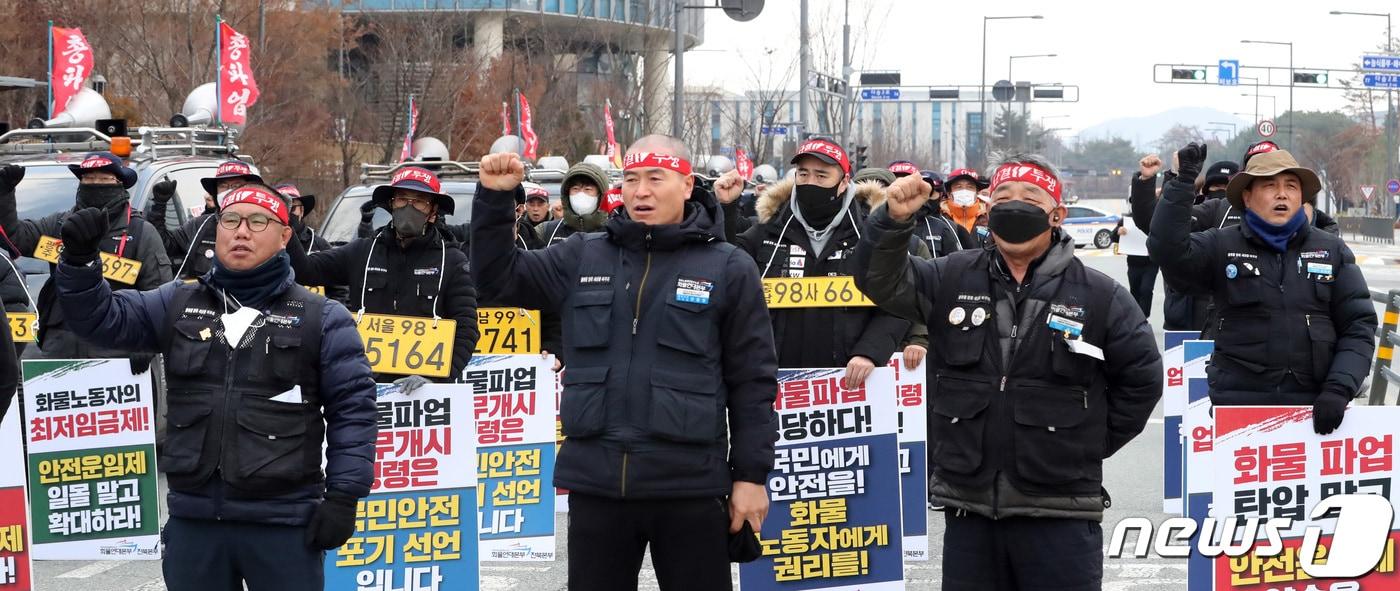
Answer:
[{"left": 942, "top": 201, "right": 984, "bottom": 233}]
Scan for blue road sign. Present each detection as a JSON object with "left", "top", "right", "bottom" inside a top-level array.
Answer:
[
  {"left": 1389, "top": 179, "right": 1400, "bottom": 195},
  {"left": 760, "top": 125, "right": 788, "bottom": 136},
  {"left": 860, "top": 88, "right": 901, "bottom": 101},
  {"left": 1218, "top": 59, "right": 1239, "bottom": 86},
  {"left": 1364, "top": 73, "right": 1400, "bottom": 89},
  {"left": 1362, "top": 55, "right": 1400, "bottom": 73}
]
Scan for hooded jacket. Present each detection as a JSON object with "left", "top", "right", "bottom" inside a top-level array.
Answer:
[
  {"left": 470, "top": 181, "right": 778, "bottom": 499},
  {"left": 537, "top": 164, "right": 610, "bottom": 247},
  {"left": 731, "top": 178, "right": 913, "bottom": 369},
  {"left": 0, "top": 186, "right": 172, "bottom": 360},
  {"left": 853, "top": 205, "right": 1162, "bottom": 520},
  {"left": 911, "top": 198, "right": 963, "bottom": 258}
]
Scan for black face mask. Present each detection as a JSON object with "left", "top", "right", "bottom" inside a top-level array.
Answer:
[
  {"left": 76, "top": 184, "right": 128, "bottom": 211},
  {"left": 794, "top": 183, "right": 844, "bottom": 229},
  {"left": 987, "top": 201, "right": 1051, "bottom": 244},
  {"left": 1205, "top": 189, "right": 1228, "bottom": 201},
  {"left": 392, "top": 205, "right": 430, "bottom": 239}
]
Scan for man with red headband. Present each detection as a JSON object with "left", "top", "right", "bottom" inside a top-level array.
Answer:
[
  {"left": 471, "top": 134, "right": 777, "bottom": 591},
  {"left": 854, "top": 153, "right": 1162, "bottom": 590},
  {"left": 52, "top": 183, "right": 378, "bottom": 590}
]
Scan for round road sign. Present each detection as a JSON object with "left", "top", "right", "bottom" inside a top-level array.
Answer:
[
  {"left": 1257, "top": 119, "right": 1276, "bottom": 138},
  {"left": 1388, "top": 179, "right": 1400, "bottom": 194}
]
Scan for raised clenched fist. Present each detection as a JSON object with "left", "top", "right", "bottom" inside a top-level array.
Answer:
[
  {"left": 884, "top": 173, "right": 932, "bottom": 222},
  {"left": 1138, "top": 154, "right": 1162, "bottom": 179},
  {"left": 712, "top": 170, "right": 744, "bottom": 205},
  {"left": 479, "top": 152, "right": 526, "bottom": 192}
]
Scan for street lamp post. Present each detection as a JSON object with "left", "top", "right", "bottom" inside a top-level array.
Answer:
[
  {"left": 1241, "top": 39, "right": 1294, "bottom": 145},
  {"left": 1241, "top": 93, "right": 1277, "bottom": 125},
  {"left": 1008, "top": 53, "right": 1057, "bottom": 152},
  {"left": 982, "top": 15, "right": 1043, "bottom": 168},
  {"left": 1331, "top": 10, "right": 1395, "bottom": 204}
]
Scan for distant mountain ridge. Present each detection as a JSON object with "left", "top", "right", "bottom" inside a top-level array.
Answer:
[{"left": 1075, "top": 107, "right": 1250, "bottom": 150}]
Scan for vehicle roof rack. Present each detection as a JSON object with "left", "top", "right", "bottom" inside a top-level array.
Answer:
[
  {"left": 0, "top": 127, "right": 116, "bottom": 155},
  {"left": 361, "top": 160, "right": 482, "bottom": 183},
  {"left": 129, "top": 126, "right": 241, "bottom": 161},
  {"left": 359, "top": 160, "right": 577, "bottom": 185}
]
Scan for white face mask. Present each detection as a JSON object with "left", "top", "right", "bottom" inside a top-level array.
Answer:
[
  {"left": 952, "top": 189, "right": 977, "bottom": 207},
  {"left": 569, "top": 191, "right": 599, "bottom": 216}
]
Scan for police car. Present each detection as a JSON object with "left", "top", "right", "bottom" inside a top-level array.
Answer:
[{"left": 1061, "top": 204, "right": 1121, "bottom": 249}]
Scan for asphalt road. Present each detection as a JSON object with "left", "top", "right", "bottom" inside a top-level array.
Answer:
[{"left": 32, "top": 243, "right": 1400, "bottom": 591}]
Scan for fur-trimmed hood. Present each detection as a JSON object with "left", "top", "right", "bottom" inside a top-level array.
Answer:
[{"left": 755, "top": 178, "right": 888, "bottom": 224}]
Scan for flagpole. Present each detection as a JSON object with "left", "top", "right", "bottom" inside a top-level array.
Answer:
[
  {"left": 214, "top": 15, "right": 222, "bottom": 127},
  {"left": 46, "top": 21, "right": 54, "bottom": 119},
  {"left": 513, "top": 88, "right": 523, "bottom": 141}
]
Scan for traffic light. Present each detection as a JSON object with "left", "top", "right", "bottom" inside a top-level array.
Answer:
[
  {"left": 1171, "top": 68, "right": 1206, "bottom": 81},
  {"left": 1293, "top": 72, "right": 1328, "bottom": 85},
  {"left": 854, "top": 145, "right": 869, "bottom": 170}
]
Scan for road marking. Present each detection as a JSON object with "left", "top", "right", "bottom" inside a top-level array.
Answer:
[{"left": 55, "top": 561, "right": 124, "bottom": 579}]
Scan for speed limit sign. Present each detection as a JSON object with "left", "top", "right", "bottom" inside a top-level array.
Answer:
[{"left": 1257, "top": 119, "right": 1276, "bottom": 138}]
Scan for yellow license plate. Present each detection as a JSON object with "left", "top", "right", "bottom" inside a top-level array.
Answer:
[
  {"left": 35, "top": 235, "right": 142, "bottom": 285},
  {"left": 762, "top": 276, "right": 874, "bottom": 309},
  {"left": 355, "top": 313, "right": 456, "bottom": 378},
  {"left": 9, "top": 312, "right": 37, "bottom": 343},
  {"left": 475, "top": 307, "right": 541, "bottom": 354}
]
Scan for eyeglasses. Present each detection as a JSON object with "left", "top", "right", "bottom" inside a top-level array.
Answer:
[
  {"left": 218, "top": 211, "right": 283, "bottom": 232},
  {"left": 392, "top": 195, "right": 434, "bottom": 212}
]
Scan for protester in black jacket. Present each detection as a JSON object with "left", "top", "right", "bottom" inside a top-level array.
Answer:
[
  {"left": 855, "top": 155, "right": 1162, "bottom": 591},
  {"left": 1150, "top": 143, "right": 1376, "bottom": 435},
  {"left": 276, "top": 183, "right": 349, "bottom": 304},
  {"left": 472, "top": 138, "right": 777, "bottom": 590},
  {"left": 150, "top": 160, "right": 264, "bottom": 281},
  {"left": 55, "top": 184, "right": 376, "bottom": 590},
  {"left": 727, "top": 139, "right": 911, "bottom": 388},
  {"left": 289, "top": 167, "right": 478, "bottom": 389},
  {"left": 0, "top": 156, "right": 171, "bottom": 371}
]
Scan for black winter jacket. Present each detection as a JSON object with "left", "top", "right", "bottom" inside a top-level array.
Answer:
[
  {"left": 0, "top": 187, "right": 172, "bottom": 359},
  {"left": 288, "top": 223, "right": 479, "bottom": 382},
  {"left": 55, "top": 259, "right": 377, "bottom": 525},
  {"left": 1149, "top": 177, "right": 1376, "bottom": 405},
  {"left": 471, "top": 182, "right": 778, "bottom": 499},
  {"left": 729, "top": 178, "right": 912, "bottom": 368},
  {"left": 854, "top": 205, "right": 1162, "bottom": 520}
]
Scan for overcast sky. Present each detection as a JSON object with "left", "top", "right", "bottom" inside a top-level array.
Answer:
[{"left": 686, "top": 0, "right": 1396, "bottom": 135}]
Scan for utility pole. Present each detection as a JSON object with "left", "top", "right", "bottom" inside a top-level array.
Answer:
[
  {"left": 841, "top": 0, "right": 851, "bottom": 147},
  {"left": 799, "top": 0, "right": 811, "bottom": 138},
  {"left": 671, "top": 0, "right": 684, "bottom": 137}
]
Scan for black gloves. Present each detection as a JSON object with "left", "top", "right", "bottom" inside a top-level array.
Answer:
[
  {"left": 129, "top": 355, "right": 153, "bottom": 375},
  {"left": 151, "top": 179, "right": 177, "bottom": 204},
  {"left": 1175, "top": 142, "right": 1208, "bottom": 183},
  {"left": 359, "top": 199, "right": 377, "bottom": 220},
  {"left": 0, "top": 165, "right": 23, "bottom": 193},
  {"left": 305, "top": 493, "right": 359, "bottom": 550},
  {"left": 59, "top": 207, "right": 108, "bottom": 265},
  {"left": 1313, "top": 390, "right": 1351, "bottom": 435}
]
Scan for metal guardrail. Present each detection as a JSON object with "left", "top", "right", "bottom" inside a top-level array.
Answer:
[
  {"left": 1369, "top": 289, "right": 1400, "bottom": 404},
  {"left": 1341, "top": 216, "right": 1396, "bottom": 245}
]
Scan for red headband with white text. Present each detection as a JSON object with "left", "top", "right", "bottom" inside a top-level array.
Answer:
[
  {"left": 989, "top": 163, "right": 1063, "bottom": 203},
  {"left": 623, "top": 152, "right": 693, "bottom": 176}
]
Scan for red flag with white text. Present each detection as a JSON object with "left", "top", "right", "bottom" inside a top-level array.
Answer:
[
  {"left": 736, "top": 148, "right": 754, "bottom": 180},
  {"left": 218, "top": 21, "right": 260, "bottom": 125},
  {"left": 519, "top": 92, "right": 538, "bottom": 161},
  {"left": 399, "top": 95, "right": 418, "bottom": 163},
  {"left": 50, "top": 27, "right": 93, "bottom": 119}
]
